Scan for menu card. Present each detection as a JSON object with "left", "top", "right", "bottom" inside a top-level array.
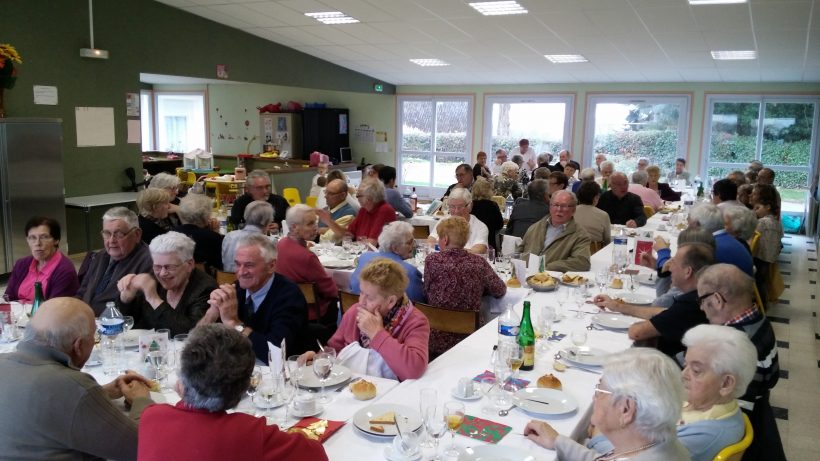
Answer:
[
  {"left": 456, "top": 415, "right": 512, "bottom": 444},
  {"left": 138, "top": 333, "right": 169, "bottom": 360}
]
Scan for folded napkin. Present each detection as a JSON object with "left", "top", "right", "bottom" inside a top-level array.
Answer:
[
  {"left": 286, "top": 417, "right": 344, "bottom": 443},
  {"left": 548, "top": 332, "right": 567, "bottom": 342},
  {"left": 471, "top": 370, "right": 530, "bottom": 389},
  {"left": 456, "top": 415, "right": 512, "bottom": 444}
]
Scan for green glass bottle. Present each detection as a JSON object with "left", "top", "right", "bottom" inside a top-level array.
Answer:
[
  {"left": 31, "top": 281, "right": 44, "bottom": 317},
  {"left": 517, "top": 301, "right": 535, "bottom": 371},
  {"left": 602, "top": 178, "right": 608, "bottom": 192}
]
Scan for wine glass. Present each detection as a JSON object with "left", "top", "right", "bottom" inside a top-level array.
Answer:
[
  {"left": 147, "top": 346, "right": 169, "bottom": 389},
  {"left": 341, "top": 235, "right": 354, "bottom": 257},
  {"left": 247, "top": 368, "right": 262, "bottom": 412},
  {"left": 312, "top": 351, "right": 333, "bottom": 404},
  {"left": 123, "top": 316, "right": 134, "bottom": 333},
  {"left": 444, "top": 401, "right": 465, "bottom": 458},
  {"left": 425, "top": 405, "right": 448, "bottom": 461},
  {"left": 571, "top": 329, "right": 588, "bottom": 349},
  {"left": 258, "top": 373, "right": 277, "bottom": 419},
  {"left": 596, "top": 268, "right": 608, "bottom": 295},
  {"left": 535, "top": 305, "right": 554, "bottom": 353},
  {"left": 286, "top": 354, "right": 303, "bottom": 387},
  {"left": 279, "top": 377, "right": 296, "bottom": 426},
  {"left": 419, "top": 388, "right": 437, "bottom": 448},
  {"left": 505, "top": 344, "right": 523, "bottom": 379},
  {"left": 479, "top": 377, "right": 498, "bottom": 415}
]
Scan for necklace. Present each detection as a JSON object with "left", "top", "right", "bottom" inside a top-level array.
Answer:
[{"left": 596, "top": 441, "right": 658, "bottom": 460}]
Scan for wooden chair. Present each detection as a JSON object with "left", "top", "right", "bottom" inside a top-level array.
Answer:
[
  {"left": 194, "top": 262, "right": 206, "bottom": 273},
  {"left": 748, "top": 230, "right": 761, "bottom": 257},
  {"left": 413, "top": 225, "right": 430, "bottom": 239},
  {"left": 305, "top": 196, "right": 318, "bottom": 208},
  {"left": 491, "top": 195, "right": 506, "bottom": 213},
  {"left": 216, "top": 270, "right": 237, "bottom": 285},
  {"left": 414, "top": 302, "right": 480, "bottom": 335},
  {"left": 339, "top": 290, "right": 358, "bottom": 314},
  {"left": 590, "top": 241, "right": 603, "bottom": 254},
  {"left": 713, "top": 413, "right": 753, "bottom": 461},
  {"left": 298, "top": 282, "right": 320, "bottom": 319},
  {"left": 643, "top": 205, "right": 655, "bottom": 218},
  {"left": 282, "top": 187, "right": 302, "bottom": 206}
]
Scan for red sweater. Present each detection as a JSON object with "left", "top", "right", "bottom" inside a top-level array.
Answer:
[
  {"left": 138, "top": 402, "right": 327, "bottom": 461},
  {"left": 275, "top": 236, "right": 337, "bottom": 320},
  {"left": 347, "top": 201, "right": 396, "bottom": 241}
]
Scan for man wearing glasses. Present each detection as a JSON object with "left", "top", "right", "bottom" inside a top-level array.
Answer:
[
  {"left": 516, "top": 190, "right": 591, "bottom": 272},
  {"left": 229, "top": 169, "right": 290, "bottom": 232},
  {"left": 316, "top": 179, "right": 357, "bottom": 243},
  {"left": 76, "top": 207, "right": 153, "bottom": 315}
]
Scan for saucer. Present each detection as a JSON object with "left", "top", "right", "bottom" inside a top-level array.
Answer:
[
  {"left": 450, "top": 385, "right": 482, "bottom": 401},
  {"left": 384, "top": 446, "right": 421, "bottom": 461}
]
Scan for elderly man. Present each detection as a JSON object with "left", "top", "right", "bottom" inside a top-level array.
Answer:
[
  {"left": 510, "top": 138, "right": 538, "bottom": 172},
  {"left": 628, "top": 170, "right": 663, "bottom": 211},
  {"left": 697, "top": 264, "right": 784, "bottom": 461},
  {"left": 442, "top": 163, "right": 474, "bottom": 198},
  {"left": 326, "top": 178, "right": 395, "bottom": 245},
  {"left": 201, "top": 234, "right": 308, "bottom": 362},
  {"left": 550, "top": 150, "right": 580, "bottom": 174},
  {"left": 506, "top": 179, "right": 550, "bottom": 238},
  {"left": 636, "top": 157, "right": 649, "bottom": 171},
  {"left": 429, "top": 187, "right": 489, "bottom": 254},
  {"left": 548, "top": 171, "right": 568, "bottom": 197},
  {"left": 316, "top": 179, "right": 357, "bottom": 244},
  {"left": 595, "top": 160, "right": 614, "bottom": 190},
  {"left": 598, "top": 242, "right": 713, "bottom": 358},
  {"left": 0, "top": 297, "right": 152, "bottom": 461},
  {"left": 378, "top": 165, "right": 413, "bottom": 218},
  {"left": 594, "top": 152, "right": 607, "bottom": 177},
  {"left": 517, "top": 190, "right": 591, "bottom": 271},
  {"left": 757, "top": 167, "right": 775, "bottom": 186},
  {"left": 712, "top": 178, "right": 744, "bottom": 209},
  {"left": 596, "top": 172, "right": 647, "bottom": 228},
  {"left": 667, "top": 158, "right": 691, "bottom": 184},
  {"left": 222, "top": 201, "right": 274, "bottom": 272},
  {"left": 688, "top": 202, "right": 753, "bottom": 275},
  {"left": 229, "top": 169, "right": 289, "bottom": 231},
  {"left": 76, "top": 207, "right": 153, "bottom": 315},
  {"left": 490, "top": 148, "right": 508, "bottom": 176}
]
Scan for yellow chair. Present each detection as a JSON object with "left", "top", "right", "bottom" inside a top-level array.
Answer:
[
  {"left": 643, "top": 205, "right": 655, "bottom": 218},
  {"left": 414, "top": 302, "right": 480, "bottom": 335},
  {"left": 713, "top": 413, "right": 753, "bottom": 461},
  {"left": 339, "top": 290, "right": 359, "bottom": 314},
  {"left": 216, "top": 270, "right": 237, "bottom": 285},
  {"left": 491, "top": 195, "right": 506, "bottom": 213},
  {"left": 215, "top": 181, "right": 239, "bottom": 207},
  {"left": 176, "top": 167, "right": 187, "bottom": 183},
  {"left": 749, "top": 231, "right": 761, "bottom": 257},
  {"left": 185, "top": 171, "right": 197, "bottom": 187},
  {"left": 753, "top": 284, "right": 766, "bottom": 315},
  {"left": 204, "top": 172, "right": 219, "bottom": 195},
  {"left": 305, "top": 196, "right": 318, "bottom": 208},
  {"left": 283, "top": 188, "right": 302, "bottom": 206}
]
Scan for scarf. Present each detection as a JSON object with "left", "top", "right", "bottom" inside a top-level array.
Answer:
[{"left": 359, "top": 295, "right": 413, "bottom": 348}]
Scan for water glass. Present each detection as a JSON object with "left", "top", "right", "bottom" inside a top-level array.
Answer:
[
  {"left": 444, "top": 401, "right": 465, "bottom": 457},
  {"left": 286, "top": 354, "right": 304, "bottom": 387},
  {"left": 247, "top": 368, "right": 262, "bottom": 412},
  {"left": 535, "top": 306, "right": 554, "bottom": 353},
  {"left": 424, "top": 405, "right": 448, "bottom": 461},
  {"left": 419, "top": 388, "right": 437, "bottom": 448},
  {"left": 313, "top": 351, "right": 334, "bottom": 404},
  {"left": 571, "top": 329, "right": 588, "bottom": 348}
]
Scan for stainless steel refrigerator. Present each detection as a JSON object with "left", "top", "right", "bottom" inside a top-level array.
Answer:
[{"left": 0, "top": 118, "right": 66, "bottom": 274}]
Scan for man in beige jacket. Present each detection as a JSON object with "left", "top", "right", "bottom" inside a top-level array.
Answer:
[{"left": 516, "top": 190, "right": 591, "bottom": 272}]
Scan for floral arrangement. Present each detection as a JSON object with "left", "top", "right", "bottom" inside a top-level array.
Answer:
[{"left": 0, "top": 44, "right": 23, "bottom": 90}]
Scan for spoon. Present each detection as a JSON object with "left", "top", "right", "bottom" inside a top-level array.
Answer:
[{"left": 498, "top": 404, "right": 515, "bottom": 416}]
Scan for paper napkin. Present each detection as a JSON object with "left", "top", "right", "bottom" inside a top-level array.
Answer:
[{"left": 456, "top": 415, "right": 512, "bottom": 444}]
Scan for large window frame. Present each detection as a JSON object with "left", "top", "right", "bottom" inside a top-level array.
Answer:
[
  {"left": 583, "top": 94, "right": 691, "bottom": 172},
  {"left": 482, "top": 94, "right": 575, "bottom": 157},
  {"left": 141, "top": 90, "right": 209, "bottom": 153}
]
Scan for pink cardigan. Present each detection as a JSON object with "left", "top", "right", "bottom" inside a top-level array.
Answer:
[
  {"left": 275, "top": 236, "right": 338, "bottom": 321},
  {"left": 329, "top": 303, "right": 429, "bottom": 381}
]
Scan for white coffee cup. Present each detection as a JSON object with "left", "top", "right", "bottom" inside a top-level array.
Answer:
[
  {"left": 457, "top": 377, "right": 475, "bottom": 397},
  {"left": 294, "top": 393, "right": 317, "bottom": 413}
]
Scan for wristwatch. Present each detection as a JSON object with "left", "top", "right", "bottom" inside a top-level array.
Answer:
[{"left": 234, "top": 324, "right": 245, "bottom": 334}]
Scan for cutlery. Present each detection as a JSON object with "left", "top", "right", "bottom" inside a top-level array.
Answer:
[
  {"left": 567, "top": 309, "right": 597, "bottom": 315},
  {"left": 498, "top": 404, "right": 516, "bottom": 416},
  {"left": 586, "top": 323, "right": 604, "bottom": 331},
  {"left": 336, "top": 378, "right": 360, "bottom": 392},
  {"left": 523, "top": 398, "right": 554, "bottom": 406},
  {"left": 554, "top": 360, "right": 602, "bottom": 374},
  {"left": 316, "top": 340, "right": 325, "bottom": 352}
]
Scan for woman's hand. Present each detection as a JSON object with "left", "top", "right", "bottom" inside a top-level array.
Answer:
[
  {"left": 356, "top": 308, "right": 384, "bottom": 339},
  {"left": 524, "top": 420, "right": 560, "bottom": 449},
  {"left": 116, "top": 274, "right": 140, "bottom": 304},
  {"left": 298, "top": 351, "right": 316, "bottom": 366}
]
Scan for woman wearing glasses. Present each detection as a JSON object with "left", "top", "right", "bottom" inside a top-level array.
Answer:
[
  {"left": 4, "top": 216, "right": 79, "bottom": 302},
  {"left": 116, "top": 232, "right": 217, "bottom": 336}
]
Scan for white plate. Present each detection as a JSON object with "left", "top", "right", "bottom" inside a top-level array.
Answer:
[
  {"left": 559, "top": 347, "right": 609, "bottom": 367},
  {"left": 121, "top": 329, "right": 152, "bottom": 348},
  {"left": 353, "top": 403, "right": 423, "bottom": 437},
  {"left": 450, "top": 384, "right": 482, "bottom": 401},
  {"left": 592, "top": 313, "right": 641, "bottom": 330},
  {"left": 636, "top": 273, "right": 657, "bottom": 286},
  {"left": 459, "top": 445, "right": 536, "bottom": 461},
  {"left": 512, "top": 388, "right": 578, "bottom": 417},
  {"left": 619, "top": 293, "right": 654, "bottom": 305},
  {"left": 319, "top": 256, "right": 354, "bottom": 269},
  {"left": 289, "top": 402, "right": 324, "bottom": 418},
  {"left": 384, "top": 446, "right": 422, "bottom": 461},
  {"left": 297, "top": 364, "right": 352, "bottom": 389},
  {"left": 559, "top": 274, "right": 589, "bottom": 287}
]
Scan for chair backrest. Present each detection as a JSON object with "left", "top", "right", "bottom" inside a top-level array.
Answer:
[
  {"left": 194, "top": 262, "right": 206, "bottom": 273},
  {"left": 590, "top": 241, "right": 603, "bottom": 254},
  {"left": 643, "top": 205, "right": 655, "bottom": 218},
  {"left": 749, "top": 230, "right": 761, "bottom": 256},
  {"left": 298, "top": 282, "right": 320, "bottom": 319},
  {"left": 216, "top": 270, "right": 237, "bottom": 285},
  {"left": 413, "top": 225, "right": 430, "bottom": 239},
  {"left": 753, "top": 284, "right": 766, "bottom": 315},
  {"left": 305, "top": 196, "right": 318, "bottom": 208},
  {"left": 414, "top": 302, "right": 480, "bottom": 335},
  {"left": 713, "top": 413, "right": 753, "bottom": 461},
  {"left": 283, "top": 187, "right": 302, "bottom": 206},
  {"left": 491, "top": 196, "right": 506, "bottom": 212},
  {"left": 339, "top": 290, "right": 358, "bottom": 313},
  {"left": 185, "top": 171, "right": 197, "bottom": 186}
]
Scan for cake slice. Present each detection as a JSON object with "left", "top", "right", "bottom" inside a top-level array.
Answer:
[{"left": 369, "top": 411, "right": 396, "bottom": 425}]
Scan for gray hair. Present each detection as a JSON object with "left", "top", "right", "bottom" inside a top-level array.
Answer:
[
  {"left": 682, "top": 324, "right": 758, "bottom": 399},
  {"left": 551, "top": 189, "right": 578, "bottom": 206},
  {"left": 638, "top": 156, "right": 649, "bottom": 164},
  {"left": 285, "top": 204, "right": 314, "bottom": 229},
  {"left": 603, "top": 348, "right": 684, "bottom": 444},
  {"left": 103, "top": 207, "right": 139, "bottom": 229},
  {"left": 579, "top": 167, "right": 596, "bottom": 181},
  {"left": 178, "top": 193, "right": 214, "bottom": 227},
  {"left": 236, "top": 233, "right": 277, "bottom": 262},
  {"left": 723, "top": 206, "right": 757, "bottom": 241},
  {"left": 378, "top": 221, "right": 414, "bottom": 253},
  {"left": 689, "top": 202, "right": 724, "bottom": 233},
  {"left": 677, "top": 228, "right": 715, "bottom": 251},
  {"left": 244, "top": 201, "right": 274, "bottom": 228},
  {"left": 357, "top": 178, "right": 386, "bottom": 203},
  {"left": 500, "top": 161, "right": 519, "bottom": 176},
  {"left": 631, "top": 170, "right": 649, "bottom": 186},
  {"left": 527, "top": 179, "right": 550, "bottom": 203},
  {"left": 697, "top": 263, "right": 755, "bottom": 306},
  {"left": 247, "top": 169, "right": 271, "bottom": 184},
  {"left": 179, "top": 324, "right": 255, "bottom": 412},
  {"left": 536, "top": 153, "right": 551, "bottom": 165},
  {"left": 23, "top": 306, "right": 94, "bottom": 353},
  {"left": 149, "top": 172, "right": 180, "bottom": 190},
  {"left": 511, "top": 154, "right": 524, "bottom": 165},
  {"left": 600, "top": 160, "right": 615, "bottom": 171},
  {"left": 448, "top": 186, "right": 473, "bottom": 206},
  {"left": 149, "top": 231, "right": 195, "bottom": 262}
]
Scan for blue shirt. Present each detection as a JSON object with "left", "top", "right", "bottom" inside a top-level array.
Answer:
[
  {"left": 349, "top": 251, "right": 426, "bottom": 303},
  {"left": 245, "top": 274, "right": 275, "bottom": 313},
  {"left": 713, "top": 230, "right": 754, "bottom": 276}
]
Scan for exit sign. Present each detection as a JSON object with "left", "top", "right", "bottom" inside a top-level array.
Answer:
[{"left": 374, "top": 83, "right": 383, "bottom": 93}]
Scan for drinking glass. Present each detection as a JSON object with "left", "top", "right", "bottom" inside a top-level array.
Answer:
[
  {"left": 279, "top": 377, "right": 296, "bottom": 426},
  {"left": 286, "top": 354, "right": 304, "bottom": 387},
  {"left": 424, "top": 405, "right": 448, "bottom": 461},
  {"left": 485, "top": 247, "right": 495, "bottom": 264},
  {"left": 313, "top": 351, "right": 334, "bottom": 404},
  {"left": 258, "top": 373, "right": 278, "bottom": 419},
  {"left": 156, "top": 328, "right": 170, "bottom": 340},
  {"left": 147, "top": 346, "right": 169, "bottom": 389},
  {"left": 479, "top": 377, "right": 497, "bottom": 415},
  {"left": 596, "top": 268, "right": 609, "bottom": 295},
  {"left": 444, "top": 401, "right": 465, "bottom": 457},
  {"left": 504, "top": 344, "right": 524, "bottom": 379},
  {"left": 535, "top": 305, "right": 554, "bottom": 353},
  {"left": 123, "top": 316, "right": 134, "bottom": 333},
  {"left": 419, "top": 388, "right": 437, "bottom": 448},
  {"left": 341, "top": 236, "right": 354, "bottom": 257},
  {"left": 247, "top": 368, "right": 262, "bottom": 412},
  {"left": 571, "top": 329, "right": 588, "bottom": 348}
]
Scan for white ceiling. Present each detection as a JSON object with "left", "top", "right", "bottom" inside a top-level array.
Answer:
[{"left": 156, "top": 0, "right": 820, "bottom": 85}]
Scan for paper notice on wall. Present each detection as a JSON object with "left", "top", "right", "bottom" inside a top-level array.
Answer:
[
  {"left": 375, "top": 131, "right": 387, "bottom": 143},
  {"left": 375, "top": 142, "right": 388, "bottom": 153},
  {"left": 127, "top": 120, "right": 141, "bottom": 144},
  {"left": 33, "top": 85, "right": 58, "bottom": 105},
  {"left": 126, "top": 93, "right": 140, "bottom": 116},
  {"left": 354, "top": 124, "right": 375, "bottom": 144},
  {"left": 75, "top": 107, "right": 115, "bottom": 147}
]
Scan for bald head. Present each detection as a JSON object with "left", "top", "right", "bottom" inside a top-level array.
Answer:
[
  {"left": 697, "top": 264, "right": 755, "bottom": 324},
  {"left": 25, "top": 297, "right": 96, "bottom": 366}
]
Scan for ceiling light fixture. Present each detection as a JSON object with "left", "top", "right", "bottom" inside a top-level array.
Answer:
[
  {"left": 544, "top": 54, "right": 588, "bottom": 63},
  {"left": 711, "top": 50, "right": 756, "bottom": 60},
  {"left": 688, "top": 0, "right": 747, "bottom": 4},
  {"left": 469, "top": 1, "right": 528, "bottom": 16},
  {"left": 410, "top": 59, "right": 450, "bottom": 67},
  {"left": 305, "top": 11, "right": 359, "bottom": 24}
]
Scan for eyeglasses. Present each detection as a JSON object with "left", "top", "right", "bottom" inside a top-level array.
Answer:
[
  {"left": 26, "top": 235, "right": 54, "bottom": 243},
  {"left": 101, "top": 228, "right": 137, "bottom": 241},
  {"left": 594, "top": 382, "right": 613, "bottom": 396},
  {"left": 697, "top": 291, "right": 725, "bottom": 307},
  {"left": 153, "top": 263, "right": 183, "bottom": 273},
  {"left": 550, "top": 204, "right": 576, "bottom": 210}
]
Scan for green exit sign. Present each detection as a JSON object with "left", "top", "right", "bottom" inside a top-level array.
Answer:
[{"left": 374, "top": 83, "right": 383, "bottom": 93}]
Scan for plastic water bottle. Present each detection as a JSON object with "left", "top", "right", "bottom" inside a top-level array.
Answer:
[
  {"left": 612, "top": 236, "right": 629, "bottom": 272},
  {"left": 505, "top": 194, "right": 514, "bottom": 219},
  {"left": 498, "top": 303, "right": 520, "bottom": 348},
  {"left": 99, "top": 302, "right": 125, "bottom": 376},
  {"left": 682, "top": 192, "right": 695, "bottom": 213}
]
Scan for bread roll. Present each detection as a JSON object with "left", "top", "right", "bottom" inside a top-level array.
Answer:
[
  {"left": 537, "top": 373, "right": 562, "bottom": 390},
  {"left": 506, "top": 277, "right": 521, "bottom": 288},
  {"left": 610, "top": 278, "right": 623, "bottom": 289},
  {"left": 350, "top": 379, "right": 377, "bottom": 400}
]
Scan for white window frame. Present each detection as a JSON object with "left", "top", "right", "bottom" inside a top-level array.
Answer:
[
  {"left": 482, "top": 94, "right": 575, "bottom": 156},
  {"left": 583, "top": 94, "right": 691, "bottom": 169},
  {"left": 141, "top": 90, "right": 209, "bottom": 153}
]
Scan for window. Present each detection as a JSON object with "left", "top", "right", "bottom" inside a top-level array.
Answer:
[
  {"left": 397, "top": 96, "right": 473, "bottom": 196},
  {"left": 483, "top": 95, "right": 574, "bottom": 157},
  {"left": 585, "top": 95, "right": 690, "bottom": 173},
  {"left": 704, "top": 95, "right": 819, "bottom": 213},
  {"left": 141, "top": 91, "right": 207, "bottom": 152}
]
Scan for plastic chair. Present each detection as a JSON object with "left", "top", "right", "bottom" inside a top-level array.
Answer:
[
  {"left": 491, "top": 195, "right": 506, "bottom": 213},
  {"left": 215, "top": 181, "right": 239, "bottom": 207},
  {"left": 643, "top": 205, "right": 655, "bottom": 218},
  {"left": 339, "top": 290, "right": 359, "bottom": 314},
  {"left": 713, "top": 413, "right": 753, "bottom": 461},
  {"left": 749, "top": 230, "right": 761, "bottom": 257},
  {"left": 305, "top": 196, "right": 318, "bottom": 208},
  {"left": 185, "top": 171, "right": 197, "bottom": 187},
  {"left": 283, "top": 188, "right": 302, "bottom": 206},
  {"left": 414, "top": 302, "right": 480, "bottom": 335},
  {"left": 753, "top": 284, "right": 766, "bottom": 315}
]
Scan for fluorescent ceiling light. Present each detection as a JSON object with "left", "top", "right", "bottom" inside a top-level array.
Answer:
[
  {"left": 305, "top": 11, "right": 359, "bottom": 24},
  {"left": 689, "top": 0, "right": 747, "bottom": 4},
  {"left": 711, "top": 50, "right": 756, "bottom": 60},
  {"left": 469, "top": 1, "right": 528, "bottom": 16},
  {"left": 410, "top": 59, "right": 450, "bottom": 67},
  {"left": 545, "top": 54, "right": 588, "bottom": 63}
]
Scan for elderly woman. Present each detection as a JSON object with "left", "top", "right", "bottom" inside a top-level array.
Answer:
[
  {"left": 301, "top": 258, "right": 430, "bottom": 381},
  {"left": 149, "top": 172, "right": 183, "bottom": 206},
  {"left": 136, "top": 188, "right": 174, "bottom": 244},
  {"left": 596, "top": 160, "right": 615, "bottom": 191},
  {"left": 525, "top": 348, "right": 689, "bottom": 460},
  {"left": 424, "top": 216, "right": 506, "bottom": 357},
  {"left": 350, "top": 221, "right": 425, "bottom": 303},
  {"left": 429, "top": 187, "right": 489, "bottom": 254},
  {"left": 469, "top": 177, "right": 504, "bottom": 252},
  {"left": 645, "top": 165, "right": 681, "bottom": 201},
  {"left": 493, "top": 160, "right": 523, "bottom": 199},
  {"left": 138, "top": 324, "right": 327, "bottom": 461},
  {"left": 320, "top": 178, "right": 395, "bottom": 245},
  {"left": 117, "top": 231, "right": 217, "bottom": 336},
  {"left": 174, "top": 193, "right": 224, "bottom": 271},
  {"left": 751, "top": 184, "right": 783, "bottom": 304},
  {"left": 722, "top": 205, "right": 757, "bottom": 255},
  {"left": 585, "top": 325, "right": 756, "bottom": 461},
  {"left": 4, "top": 217, "right": 79, "bottom": 302},
  {"left": 572, "top": 167, "right": 596, "bottom": 193},
  {"left": 222, "top": 201, "right": 274, "bottom": 272},
  {"left": 275, "top": 204, "right": 337, "bottom": 325}
]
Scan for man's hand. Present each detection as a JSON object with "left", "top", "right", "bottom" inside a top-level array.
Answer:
[
  {"left": 626, "top": 219, "right": 638, "bottom": 228},
  {"left": 592, "top": 294, "right": 622, "bottom": 312},
  {"left": 653, "top": 235, "right": 670, "bottom": 251},
  {"left": 356, "top": 308, "right": 384, "bottom": 340},
  {"left": 524, "top": 420, "right": 559, "bottom": 449},
  {"left": 208, "top": 284, "right": 241, "bottom": 327},
  {"left": 315, "top": 208, "right": 332, "bottom": 225},
  {"left": 120, "top": 378, "right": 151, "bottom": 403},
  {"left": 103, "top": 371, "right": 151, "bottom": 400},
  {"left": 639, "top": 251, "right": 657, "bottom": 269},
  {"left": 265, "top": 222, "right": 280, "bottom": 235}
]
